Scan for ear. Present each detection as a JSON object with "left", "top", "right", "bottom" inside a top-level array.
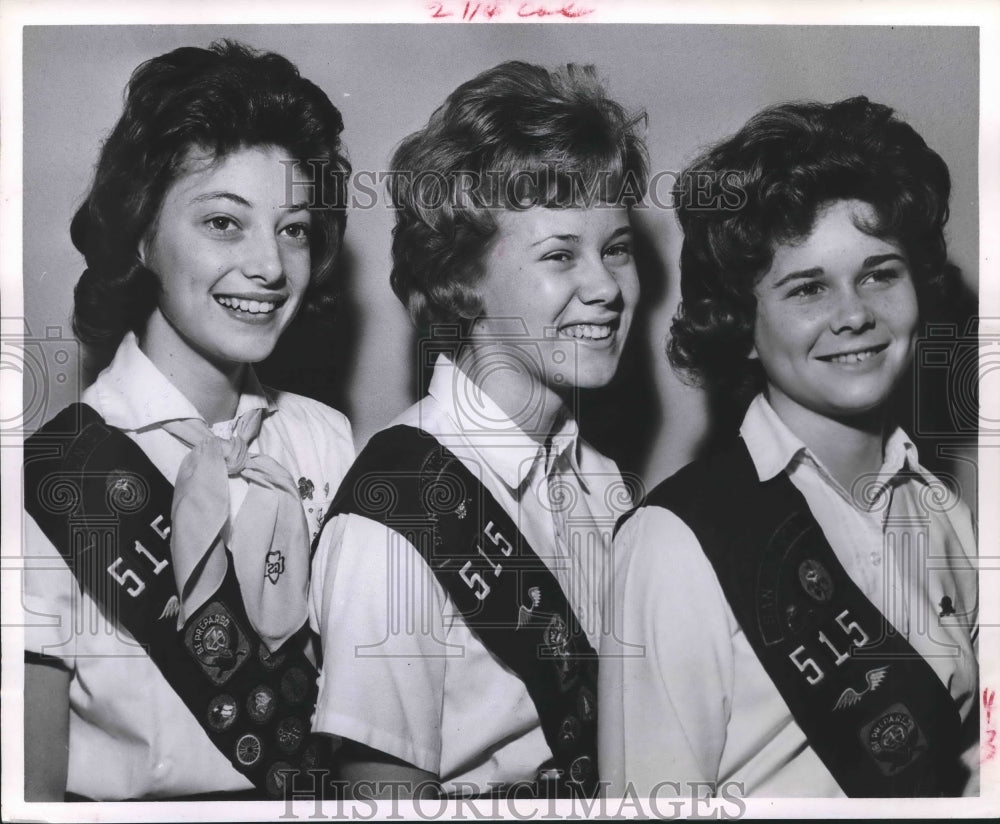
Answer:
[{"left": 137, "top": 235, "right": 149, "bottom": 267}]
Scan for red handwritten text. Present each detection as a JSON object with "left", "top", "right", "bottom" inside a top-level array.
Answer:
[{"left": 427, "top": 1, "right": 594, "bottom": 21}]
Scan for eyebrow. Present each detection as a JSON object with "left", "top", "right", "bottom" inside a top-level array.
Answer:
[
  {"left": 530, "top": 225, "right": 632, "bottom": 247},
  {"left": 770, "top": 253, "right": 906, "bottom": 289},
  {"left": 189, "top": 191, "right": 311, "bottom": 212}
]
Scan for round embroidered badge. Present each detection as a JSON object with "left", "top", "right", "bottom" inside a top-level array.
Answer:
[
  {"left": 247, "top": 685, "right": 277, "bottom": 724},
  {"left": 235, "top": 733, "right": 263, "bottom": 767},
  {"left": 206, "top": 694, "right": 239, "bottom": 732}
]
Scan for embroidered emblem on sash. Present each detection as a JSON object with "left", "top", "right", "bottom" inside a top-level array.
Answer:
[
  {"left": 158, "top": 594, "right": 180, "bottom": 621},
  {"left": 276, "top": 717, "right": 306, "bottom": 753},
  {"left": 206, "top": 694, "right": 239, "bottom": 731},
  {"left": 258, "top": 642, "right": 287, "bottom": 670},
  {"left": 577, "top": 687, "right": 596, "bottom": 722},
  {"left": 280, "top": 667, "right": 309, "bottom": 704},
  {"left": 569, "top": 754, "right": 595, "bottom": 784},
  {"left": 266, "top": 761, "right": 294, "bottom": 797},
  {"left": 834, "top": 665, "right": 891, "bottom": 710},
  {"left": 454, "top": 500, "right": 468, "bottom": 520},
  {"left": 247, "top": 685, "right": 277, "bottom": 724},
  {"left": 235, "top": 733, "right": 263, "bottom": 766},
  {"left": 558, "top": 716, "right": 581, "bottom": 748},
  {"left": 517, "top": 586, "right": 542, "bottom": 630},
  {"left": 545, "top": 614, "right": 569, "bottom": 649},
  {"left": 105, "top": 470, "right": 146, "bottom": 510},
  {"left": 861, "top": 702, "right": 927, "bottom": 775},
  {"left": 185, "top": 600, "right": 250, "bottom": 685},
  {"left": 798, "top": 559, "right": 834, "bottom": 603},
  {"left": 939, "top": 596, "right": 956, "bottom": 617},
  {"left": 265, "top": 550, "right": 285, "bottom": 584}
]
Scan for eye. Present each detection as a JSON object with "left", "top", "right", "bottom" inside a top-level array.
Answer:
[
  {"left": 603, "top": 242, "right": 632, "bottom": 263},
  {"left": 206, "top": 215, "right": 238, "bottom": 233},
  {"left": 862, "top": 267, "right": 902, "bottom": 286},
  {"left": 542, "top": 250, "right": 572, "bottom": 263},
  {"left": 786, "top": 281, "right": 824, "bottom": 299},
  {"left": 280, "top": 221, "right": 311, "bottom": 242}
]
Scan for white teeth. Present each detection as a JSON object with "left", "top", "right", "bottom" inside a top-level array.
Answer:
[
  {"left": 558, "top": 323, "right": 612, "bottom": 340},
  {"left": 827, "top": 349, "right": 877, "bottom": 364},
  {"left": 215, "top": 296, "right": 278, "bottom": 314}
]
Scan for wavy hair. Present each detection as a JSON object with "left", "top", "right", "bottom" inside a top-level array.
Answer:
[
  {"left": 71, "top": 40, "right": 350, "bottom": 357},
  {"left": 388, "top": 60, "right": 648, "bottom": 331},
  {"left": 668, "top": 96, "right": 955, "bottom": 401}
]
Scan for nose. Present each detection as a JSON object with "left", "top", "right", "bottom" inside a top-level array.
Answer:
[
  {"left": 578, "top": 255, "right": 624, "bottom": 306},
  {"left": 242, "top": 229, "right": 284, "bottom": 285},
  {"left": 831, "top": 286, "right": 875, "bottom": 333}
]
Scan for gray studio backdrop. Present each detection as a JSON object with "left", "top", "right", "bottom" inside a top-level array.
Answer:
[{"left": 22, "top": 24, "right": 979, "bottom": 493}]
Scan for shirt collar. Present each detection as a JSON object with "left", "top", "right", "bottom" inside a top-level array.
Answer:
[
  {"left": 427, "top": 354, "right": 583, "bottom": 491},
  {"left": 740, "top": 393, "right": 920, "bottom": 491},
  {"left": 94, "top": 331, "right": 274, "bottom": 432}
]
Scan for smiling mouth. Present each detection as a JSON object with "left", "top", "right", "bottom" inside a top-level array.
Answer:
[
  {"left": 214, "top": 296, "right": 283, "bottom": 315},
  {"left": 557, "top": 321, "right": 617, "bottom": 341},
  {"left": 817, "top": 343, "right": 889, "bottom": 364}
]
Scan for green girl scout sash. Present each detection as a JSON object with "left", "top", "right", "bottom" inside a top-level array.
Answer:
[
  {"left": 620, "top": 438, "right": 971, "bottom": 797},
  {"left": 23, "top": 403, "right": 332, "bottom": 800},
  {"left": 326, "top": 425, "right": 599, "bottom": 799}
]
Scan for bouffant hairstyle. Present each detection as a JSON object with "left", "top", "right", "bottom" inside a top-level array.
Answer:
[
  {"left": 668, "top": 95, "right": 954, "bottom": 402},
  {"left": 71, "top": 40, "right": 350, "bottom": 356},
  {"left": 388, "top": 60, "right": 648, "bottom": 331}
]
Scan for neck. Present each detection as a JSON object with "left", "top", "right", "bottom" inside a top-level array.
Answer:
[
  {"left": 766, "top": 391, "right": 888, "bottom": 491},
  {"left": 456, "top": 344, "right": 567, "bottom": 444},
  {"left": 140, "top": 311, "right": 246, "bottom": 424}
]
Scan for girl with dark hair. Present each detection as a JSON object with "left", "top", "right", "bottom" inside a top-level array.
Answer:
[
  {"left": 600, "top": 97, "right": 978, "bottom": 797},
  {"left": 309, "top": 60, "right": 647, "bottom": 799},
  {"left": 23, "top": 41, "right": 354, "bottom": 800}
]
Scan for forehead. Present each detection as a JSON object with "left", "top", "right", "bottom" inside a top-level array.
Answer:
[
  {"left": 766, "top": 199, "right": 901, "bottom": 274},
  {"left": 163, "top": 145, "right": 308, "bottom": 205},
  {"left": 493, "top": 204, "right": 631, "bottom": 241}
]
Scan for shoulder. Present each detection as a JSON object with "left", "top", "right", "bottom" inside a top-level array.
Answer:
[{"left": 265, "top": 388, "right": 353, "bottom": 439}]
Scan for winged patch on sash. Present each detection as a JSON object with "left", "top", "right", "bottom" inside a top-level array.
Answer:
[
  {"left": 833, "top": 665, "right": 891, "bottom": 710},
  {"left": 158, "top": 595, "right": 180, "bottom": 621}
]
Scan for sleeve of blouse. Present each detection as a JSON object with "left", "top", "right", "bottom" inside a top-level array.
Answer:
[
  {"left": 599, "top": 506, "right": 736, "bottom": 798},
  {"left": 22, "top": 512, "right": 79, "bottom": 667},
  {"left": 309, "top": 512, "right": 450, "bottom": 775}
]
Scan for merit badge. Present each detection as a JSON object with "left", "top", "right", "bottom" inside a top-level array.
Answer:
[
  {"left": 833, "top": 665, "right": 890, "bottom": 711},
  {"left": 266, "top": 761, "right": 295, "bottom": 798},
  {"left": 577, "top": 687, "right": 596, "bottom": 723},
  {"left": 206, "top": 694, "right": 239, "bottom": 732},
  {"left": 939, "top": 596, "right": 956, "bottom": 617},
  {"left": 798, "top": 559, "right": 834, "bottom": 603},
  {"left": 298, "top": 477, "right": 315, "bottom": 500},
  {"left": 276, "top": 717, "right": 307, "bottom": 753},
  {"left": 258, "top": 642, "right": 287, "bottom": 671},
  {"left": 558, "top": 716, "right": 581, "bottom": 750},
  {"left": 300, "top": 741, "right": 320, "bottom": 771},
  {"left": 235, "top": 733, "right": 263, "bottom": 767},
  {"left": 280, "top": 667, "right": 310, "bottom": 704},
  {"left": 185, "top": 600, "right": 250, "bottom": 686},
  {"left": 265, "top": 550, "right": 286, "bottom": 584},
  {"left": 545, "top": 614, "right": 570, "bottom": 651},
  {"left": 860, "top": 702, "right": 927, "bottom": 775},
  {"left": 568, "top": 755, "right": 595, "bottom": 784},
  {"left": 247, "top": 685, "right": 277, "bottom": 724}
]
